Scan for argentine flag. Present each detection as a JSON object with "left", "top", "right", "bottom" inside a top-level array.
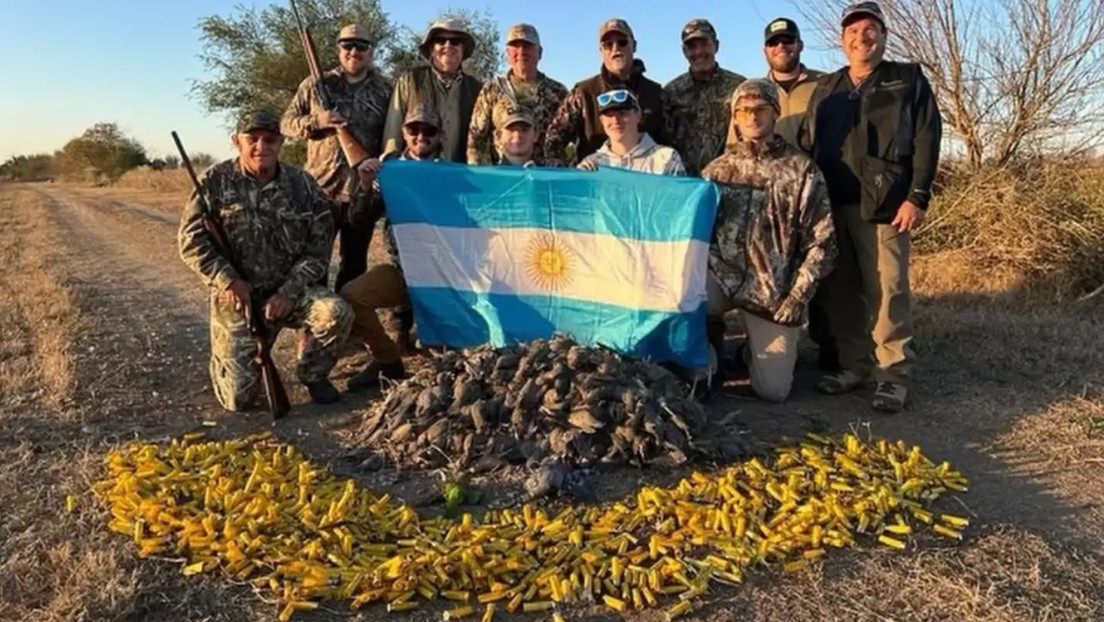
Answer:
[{"left": 377, "top": 161, "right": 719, "bottom": 367}]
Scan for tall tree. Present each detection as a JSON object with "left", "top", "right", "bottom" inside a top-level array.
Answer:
[
  {"left": 52, "top": 123, "right": 147, "bottom": 182},
  {"left": 797, "top": 0, "right": 1104, "bottom": 170}
]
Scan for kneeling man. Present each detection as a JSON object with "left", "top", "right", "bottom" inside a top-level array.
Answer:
[
  {"left": 178, "top": 111, "right": 353, "bottom": 410},
  {"left": 702, "top": 81, "right": 835, "bottom": 401}
]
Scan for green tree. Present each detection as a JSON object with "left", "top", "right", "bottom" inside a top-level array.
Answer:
[
  {"left": 388, "top": 8, "right": 503, "bottom": 81},
  {"left": 194, "top": 0, "right": 395, "bottom": 124},
  {"left": 0, "top": 154, "right": 55, "bottom": 181},
  {"left": 53, "top": 123, "right": 147, "bottom": 183}
]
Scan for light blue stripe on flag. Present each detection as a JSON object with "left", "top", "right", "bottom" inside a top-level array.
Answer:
[{"left": 377, "top": 161, "right": 719, "bottom": 367}]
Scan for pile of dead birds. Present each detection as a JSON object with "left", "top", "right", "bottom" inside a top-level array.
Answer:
[{"left": 354, "top": 336, "right": 736, "bottom": 475}]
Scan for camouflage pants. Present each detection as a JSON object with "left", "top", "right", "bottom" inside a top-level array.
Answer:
[{"left": 209, "top": 286, "right": 353, "bottom": 412}]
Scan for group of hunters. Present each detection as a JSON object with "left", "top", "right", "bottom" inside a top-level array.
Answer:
[{"left": 178, "top": 1, "right": 942, "bottom": 417}]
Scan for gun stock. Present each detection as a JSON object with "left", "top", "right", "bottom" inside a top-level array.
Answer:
[
  {"left": 172, "top": 131, "right": 291, "bottom": 420},
  {"left": 289, "top": 0, "right": 369, "bottom": 168}
]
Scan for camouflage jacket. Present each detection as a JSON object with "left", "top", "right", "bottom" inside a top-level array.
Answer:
[
  {"left": 467, "top": 71, "right": 568, "bottom": 165},
  {"left": 280, "top": 68, "right": 392, "bottom": 203},
  {"left": 665, "top": 65, "right": 746, "bottom": 176},
  {"left": 178, "top": 159, "right": 335, "bottom": 300},
  {"left": 702, "top": 136, "right": 836, "bottom": 326}
]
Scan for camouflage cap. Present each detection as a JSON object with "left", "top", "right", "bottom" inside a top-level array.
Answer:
[
  {"left": 337, "top": 24, "right": 373, "bottom": 44},
  {"left": 598, "top": 18, "right": 634, "bottom": 41},
  {"left": 236, "top": 110, "right": 281, "bottom": 134},
  {"left": 419, "top": 18, "right": 476, "bottom": 60},
  {"left": 731, "top": 79, "right": 780, "bottom": 114},
  {"left": 681, "top": 18, "right": 717, "bottom": 43},
  {"left": 403, "top": 103, "right": 441, "bottom": 129},
  {"left": 764, "top": 17, "right": 800, "bottom": 44},
  {"left": 494, "top": 103, "right": 536, "bottom": 129},
  {"left": 841, "top": 1, "right": 886, "bottom": 28},
  {"left": 506, "top": 23, "right": 540, "bottom": 46}
]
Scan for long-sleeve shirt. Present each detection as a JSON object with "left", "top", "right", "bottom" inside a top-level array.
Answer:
[
  {"left": 280, "top": 68, "right": 392, "bottom": 203},
  {"left": 664, "top": 64, "right": 745, "bottom": 176},
  {"left": 702, "top": 136, "right": 836, "bottom": 326},
  {"left": 578, "top": 133, "right": 686, "bottom": 176},
  {"left": 466, "top": 71, "right": 568, "bottom": 165},
  {"left": 381, "top": 66, "right": 482, "bottom": 162},
  {"left": 178, "top": 159, "right": 334, "bottom": 300}
]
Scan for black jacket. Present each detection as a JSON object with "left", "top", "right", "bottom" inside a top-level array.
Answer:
[{"left": 800, "top": 61, "right": 942, "bottom": 223}]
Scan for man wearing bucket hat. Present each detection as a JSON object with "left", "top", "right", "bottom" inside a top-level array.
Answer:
[
  {"left": 281, "top": 23, "right": 393, "bottom": 292},
  {"left": 577, "top": 89, "right": 684, "bottom": 175},
  {"left": 544, "top": 18, "right": 671, "bottom": 166},
  {"left": 467, "top": 24, "right": 568, "bottom": 165},
  {"left": 341, "top": 104, "right": 445, "bottom": 392},
  {"left": 702, "top": 81, "right": 836, "bottom": 402},
  {"left": 179, "top": 110, "right": 354, "bottom": 410},
  {"left": 664, "top": 18, "right": 746, "bottom": 176},
  {"left": 382, "top": 18, "right": 483, "bottom": 162},
  {"left": 799, "top": 1, "right": 942, "bottom": 412}
]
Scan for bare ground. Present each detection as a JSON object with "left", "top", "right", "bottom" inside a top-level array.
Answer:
[{"left": 1, "top": 181, "right": 1102, "bottom": 622}]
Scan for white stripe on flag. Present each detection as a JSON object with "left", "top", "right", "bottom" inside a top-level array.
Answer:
[{"left": 393, "top": 224, "right": 708, "bottom": 313}]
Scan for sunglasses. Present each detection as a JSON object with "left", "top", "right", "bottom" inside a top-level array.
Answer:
[
  {"left": 404, "top": 123, "right": 439, "bottom": 137},
  {"left": 766, "top": 36, "right": 796, "bottom": 47},
  {"left": 339, "top": 41, "right": 371, "bottom": 52},
  {"left": 596, "top": 89, "right": 638, "bottom": 108},
  {"left": 734, "top": 105, "right": 774, "bottom": 119},
  {"left": 433, "top": 36, "right": 465, "bottom": 47},
  {"left": 601, "top": 38, "right": 631, "bottom": 50}
]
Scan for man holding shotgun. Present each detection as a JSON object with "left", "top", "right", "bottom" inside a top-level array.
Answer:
[
  {"left": 281, "top": 20, "right": 391, "bottom": 292},
  {"left": 178, "top": 111, "right": 353, "bottom": 412}
]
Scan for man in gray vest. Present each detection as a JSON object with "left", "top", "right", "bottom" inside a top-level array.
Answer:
[{"left": 382, "top": 19, "right": 483, "bottom": 162}]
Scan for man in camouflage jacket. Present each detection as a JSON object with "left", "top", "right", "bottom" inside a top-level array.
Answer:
[
  {"left": 467, "top": 23, "right": 568, "bottom": 165},
  {"left": 702, "top": 81, "right": 835, "bottom": 402},
  {"left": 664, "top": 19, "right": 746, "bottom": 176},
  {"left": 281, "top": 24, "right": 392, "bottom": 292},
  {"left": 178, "top": 111, "right": 353, "bottom": 411}
]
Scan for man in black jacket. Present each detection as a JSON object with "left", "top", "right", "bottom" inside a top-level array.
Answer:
[
  {"left": 799, "top": 1, "right": 942, "bottom": 412},
  {"left": 543, "top": 18, "right": 670, "bottom": 165}
]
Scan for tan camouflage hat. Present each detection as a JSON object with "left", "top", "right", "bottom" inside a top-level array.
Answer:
[
  {"left": 337, "top": 24, "right": 373, "bottom": 44},
  {"left": 731, "top": 79, "right": 781, "bottom": 114},
  {"left": 506, "top": 23, "right": 540, "bottom": 46},
  {"left": 236, "top": 110, "right": 281, "bottom": 134},
  {"left": 419, "top": 18, "right": 476, "bottom": 60},
  {"left": 598, "top": 18, "right": 634, "bottom": 41},
  {"left": 681, "top": 18, "right": 717, "bottom": 42},
  {"left": 403, "top": 103, "right": 441, "bottom": 129},
  {"left": 494, "top": 104, "right": 536, "bottom": 129}
]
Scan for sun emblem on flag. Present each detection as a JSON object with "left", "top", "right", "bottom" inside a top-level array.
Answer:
[{"left": 526, "top": 232, "right": 573, "bottom": 291}]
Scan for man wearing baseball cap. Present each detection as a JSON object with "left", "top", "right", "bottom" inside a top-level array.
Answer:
[
  {"left": 799, "top": 1, "right": 943, "bottom": 412},
  {"left": 467, "top": 24, "right": 568, "bottom": 165},
  {"left": 577, "top": 89, "right": 685, "bottom": 176},
  {"left": 341, "top": 104, "right": 446, "bottom": 392},
  {"left": 664, "top": 18, "right": 746, "bottom": 176},
  {"left": 702, "top": 82, "right": 835, "bottom": 402},
  {"left": 281, "top": 23, "right": 393, "bottom": 293},
  {"left": 493, "top": 104, "right": 543, "bottom": 166},
  {"left": 382, "top": 18, "right": 483, "bottom": 162},
  {"left": 544, "top": 18, "right": 671, "bottom": 166},
  {"left": 178, "top": 110, "right": 354, "bottom": 410}
]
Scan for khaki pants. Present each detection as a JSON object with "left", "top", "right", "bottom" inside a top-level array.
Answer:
[
  {"left": 339, "top": 263, "right": 408, "bottom": 364},
  {"left": 820, "top": 204, "right": 914, "bottom": 383},
  {"left": 707, "top": 277, "right": 801, "bottom": 402}
]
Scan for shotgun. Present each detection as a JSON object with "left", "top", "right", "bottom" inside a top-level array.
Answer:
[
  {"left": 289, "top": 0, "right": 370, "bottom": 169},
  {"left": 172, "top": 131, "right": 291, "bottom": 420}
]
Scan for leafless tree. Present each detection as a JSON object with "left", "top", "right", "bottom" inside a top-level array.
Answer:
[{"left": 796, "top": 0, "right": 1104, "bottom": 170}]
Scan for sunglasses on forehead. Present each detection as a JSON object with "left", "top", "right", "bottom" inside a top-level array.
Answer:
[
  {"left": 596, "top": 89, "right": 638, "bottom": 108},
  {"left": 339, "top": 41, "right": 371, "bottom": 52}
]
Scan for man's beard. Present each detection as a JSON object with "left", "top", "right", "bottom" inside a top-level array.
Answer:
[{"left": 770, "top": 56, "right": 799, "bottom": 73}]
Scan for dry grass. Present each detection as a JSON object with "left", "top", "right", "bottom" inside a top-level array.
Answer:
[
  {"left": 0, "top": 189, "right": 79, "bottom": 412},
  {"left": 113, "top": 166, "right": 192, "bottom": 195},
  {"left": 917, "top": 161, "right": 1104, "bottom": 299}
]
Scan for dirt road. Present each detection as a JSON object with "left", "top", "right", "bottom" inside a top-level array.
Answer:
[{"left": 2, "top": 181, "right": 1104, "bottom": 621}]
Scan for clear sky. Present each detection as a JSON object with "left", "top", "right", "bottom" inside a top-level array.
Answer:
[{"left": 0, "top": 0, "right": 844, "bottom": 162}]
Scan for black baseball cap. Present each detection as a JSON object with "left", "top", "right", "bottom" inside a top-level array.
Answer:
[{"left": 764, "top": 18, "right": 800, "bottom": 44}]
